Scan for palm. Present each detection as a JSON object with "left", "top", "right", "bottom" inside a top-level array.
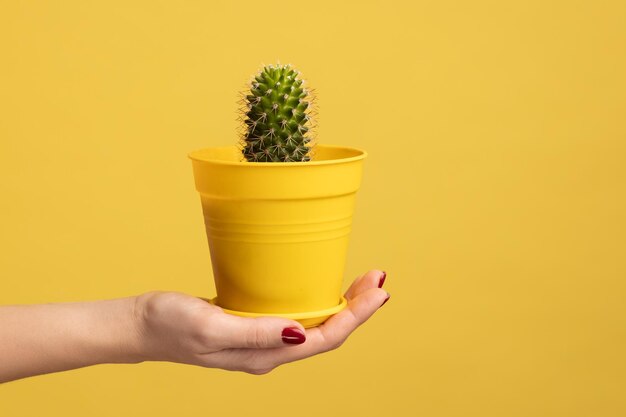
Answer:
[{"left": 140, "top": 270, "right": 388, "bottom": 374}]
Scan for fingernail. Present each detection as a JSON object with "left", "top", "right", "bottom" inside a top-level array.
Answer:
[
  {"left": 378, "top": 271, "right": 387, "bottom": 288},
  {"left": 282, "top": 327, "right": 306, "bottom": 345},
  {"left": 380, "top": 294, "right": 390, "bottom": 308}
]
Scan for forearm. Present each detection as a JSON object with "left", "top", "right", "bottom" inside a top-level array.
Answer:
[{"left": 0, "top": 297, "right": 143, "bottom": 383}]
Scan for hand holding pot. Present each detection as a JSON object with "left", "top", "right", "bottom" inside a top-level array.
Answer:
[
  {"left": 135, "top": 270, "right": 389, "bottom": 375},
  {"left": 0, "top": 270, "right": 388, "bottom": 382}
]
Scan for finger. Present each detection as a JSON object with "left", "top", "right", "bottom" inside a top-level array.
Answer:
[
  {"left": 344, "top": 270, "right": 386, "bottom": 301},
  {"left": 343, "top": 273, "right": 365, "bottom": 301},
  {"left": 206, "top": 313, "right": 307, "bottom": 350},
  {"left": 317, "top": 286, "right": 389, "bottom": 348},
  {"left": 212, "top": 287, "right": 389, "bottom": 372}
]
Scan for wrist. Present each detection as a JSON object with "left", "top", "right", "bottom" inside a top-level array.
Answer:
[
  {"left": 130, "top": 291, "right": 164, "bottom": 363},
  {"left": 126, "top": 295, "right": 150, "bottom": 363}
]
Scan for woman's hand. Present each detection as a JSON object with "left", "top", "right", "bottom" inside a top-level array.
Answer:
[
  {"left": 134, "top": 270, "right": 390, "bottom": 374},
  {"left": 0, "top": 270, "right": 389, "bottom": 382}
]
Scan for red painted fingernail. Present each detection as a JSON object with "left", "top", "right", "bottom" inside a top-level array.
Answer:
[
  {"left": 378, "top": 271, "right": 387, "bottom": 288},
  {"left": 380, "top": 294, "right": 390, "bottom": 307},
  {"left": 282, "top": 327, "right": 306, "bottom": 345}
]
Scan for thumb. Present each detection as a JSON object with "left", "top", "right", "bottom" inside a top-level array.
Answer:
[{"left": 208, "top": 312, "right": 307, "bottom": 349}]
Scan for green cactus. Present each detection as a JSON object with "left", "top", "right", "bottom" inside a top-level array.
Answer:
[{"left": 240, "top": 64, "right": 315, "bottom": 162}]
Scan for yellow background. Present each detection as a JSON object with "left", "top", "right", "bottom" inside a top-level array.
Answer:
[{"left": 1, "top": 1, "right": 625, "bottom": 415}]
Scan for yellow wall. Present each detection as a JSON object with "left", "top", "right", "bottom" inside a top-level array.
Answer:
[{"left": 1, "top": 1, "right": 625, "bottom": 415}]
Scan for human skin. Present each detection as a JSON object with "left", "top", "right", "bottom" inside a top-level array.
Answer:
[{"left": 0, "top": 270, "right": 389, "bottom": 383}]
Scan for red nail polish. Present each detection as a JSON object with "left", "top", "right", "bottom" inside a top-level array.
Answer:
[
  {"left": 380, "top": 294, "right": 390, "bottom": 307},
  {"left": 378, "top": 271, "right": 387, "bottom": 288},
  {"left": 282, "top": 327, "right": 306, "bottom": 344}
]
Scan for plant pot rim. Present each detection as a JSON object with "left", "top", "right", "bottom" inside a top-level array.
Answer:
[{"left": 188, "top": 144, "right": 367, "bottom": 167}]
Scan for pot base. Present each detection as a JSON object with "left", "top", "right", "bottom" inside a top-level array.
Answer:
[{"left": 208, "top": 296, "right": 348, "bottom": 328}]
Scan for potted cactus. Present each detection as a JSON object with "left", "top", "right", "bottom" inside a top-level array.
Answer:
[{"left": 189, "top": 64, "right": 367, "bottom": 327}]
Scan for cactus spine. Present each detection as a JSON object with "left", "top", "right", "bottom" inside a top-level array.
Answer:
[{"left": 240, "top": 64, "right": 315, "bottom": 162}]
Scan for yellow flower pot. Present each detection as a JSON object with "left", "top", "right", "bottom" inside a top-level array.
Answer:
[{"left": 189, "top": 145, "right": 367, "bottom": 328}]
